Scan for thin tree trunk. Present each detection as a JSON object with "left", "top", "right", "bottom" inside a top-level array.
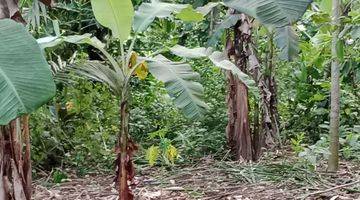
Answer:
[{"left": 328, "top": 0, "right": 341, "bottom": 172}]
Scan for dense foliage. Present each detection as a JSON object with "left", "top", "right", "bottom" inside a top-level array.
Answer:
[{"left": 18, "top": 0, "right": 359, "bottom": 176}]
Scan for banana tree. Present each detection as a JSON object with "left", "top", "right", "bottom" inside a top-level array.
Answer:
[
  {"left": 167, "top": 0, "right": 313, "bottom": 160},
  {"left": 38, "top": 0, "right": 212, "bottom": 199},
  {"left": 0, "top": 19, "right": 56, "bottom": 200}
]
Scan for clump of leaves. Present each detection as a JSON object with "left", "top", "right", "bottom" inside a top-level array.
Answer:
[
  {"left": 291, "top": 132, "right": 306, "bottom": 154},
  {"left": 53, "top": 169, "right": 68, "bottom": 183},
  {"left": 145, "top": 129, "right": 179, "bottom": 166}
]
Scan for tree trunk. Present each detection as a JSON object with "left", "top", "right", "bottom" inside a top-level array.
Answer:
[
  {"left": 226, "top": 72, "right": 253, "bottom": 161},
  {"left": 0, "top": 117, "right": 32, "bottom": 200},
  {"left": 116, "top": 96, "right": 137, "bottom": 200},
  {"left": 226, "top": 14, "right": 253, "bottom": 161},
  {"left": 263, "top": 34, "right": 281, "bottom": 147},
  {"left": 225, "top": 13, "right": 281, "bottom": 161},
  {"left": 328, "top": 0, "right": 341, "bottom": 172}
]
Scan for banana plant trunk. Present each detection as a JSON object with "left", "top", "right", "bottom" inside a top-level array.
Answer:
[
  {"left": 0, "top": 116, "right": 32, "bottom": 200},
  {"left": 225, "top": 14, "right": 253, "bottom": 161},
  {"left": 225, "top": 13, "right": 281, "bottom": 161},
  {"left": 116, "top": 93, "right": 137, "bottom": 200}
]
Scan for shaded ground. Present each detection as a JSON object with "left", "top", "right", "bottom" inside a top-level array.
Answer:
[{"left": 33, "top": 153, "right": 360, "bottom": 200}]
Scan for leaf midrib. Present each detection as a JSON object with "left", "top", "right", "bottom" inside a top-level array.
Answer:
[{"left": 0, "top": 66, "right": 26, "bottom": 112}]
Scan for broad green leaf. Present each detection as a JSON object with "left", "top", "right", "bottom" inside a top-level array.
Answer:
[
  {"left": 169, "top": 45, "right": 258, "bottom": 97},
  {"left": 196, "top": 2, "right": 220, "bottom": 15},
  {"left": 148, "top": 55, "right": 208, "bottom": 120},
  {"left": 320, "top": 0, "right": 332, "bottom": 14},
  {"left": 224, "top": 0, "right": 312, "bottom": 27},
  {"left": 274, "top": 26, "right": 299, "bottom": 61},
  {"left": 208, "top": 14, "right": 242, "bottom": 47},
  {"left": 351, "top": 26, "right": 360, "bottom": 39},
  {"left": 208, "top": 52, "right": 258, "bottom": 97},
  {"left": 133, "top": 1, "right": 187, "bottom": 32},
  {"left": 90, "top": 0, "right": 134, "bottom": 42},
  {"left": 311, "top": 32, "right": 332, "bottom": 47},
  {"left": 0, "top": 19, "right": 56, "bottom": 125},
  {"left": 176, "top": 5, "right": 204, "bottom": 22},
  {"left": 170, "top": 45, "right": 212, "bottom": 58},
  {"left": 336, "top": 40, "right": 344, "bottom": 63}
]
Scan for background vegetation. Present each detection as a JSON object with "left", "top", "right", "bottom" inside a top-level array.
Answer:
[{"left": 23, "top": 0, "right": 359, "bottom": 180}]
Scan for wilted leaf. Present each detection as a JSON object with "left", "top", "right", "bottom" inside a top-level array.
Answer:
[
  {"left": 135, "top": 61, "right": 149, "bottom": 80},
  {"left": 129, "top": 52, "right": 138, "bottom": 68}
]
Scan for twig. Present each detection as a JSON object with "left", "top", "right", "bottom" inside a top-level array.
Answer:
[{"left": 300, "top": 180, "right": 360, "bottom": 199}]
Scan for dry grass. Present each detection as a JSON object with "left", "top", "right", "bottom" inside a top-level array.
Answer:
[{"left": 33, "top": 151, "right": 360, "bottom": 200}]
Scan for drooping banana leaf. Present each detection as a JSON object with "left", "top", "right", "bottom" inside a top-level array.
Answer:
[
  {"left": 148, "top": 55, "right": 208, "bottom": 120},
  {"left": 170, "top": 45, "right": 213, "bottom": 58},
  {"left": 223, "top": 0, "right": 312, "bottom": 27},
  {"left": 208, "top": 14, "right": 242, "bottom": 47},
  {"left": 133, "top": 1, "right": 188, "bottom": 32},
  {"left": 37, "top": 34, "right": 125, "bottom": 79},
  {"left": 74, "top": 61, "right": 124, "bottom": 96},
  {"left": 169, "top": 45, "right": 258, "bottom": 97},
  {"left": 274, "top": 25, "right": 299, "bottom": 61},
  {"left": 208, "top": 52, "right": 259, "bottom": 98},
  {"left": 0, "top": 19, "right": 56, "bottom": 125}
]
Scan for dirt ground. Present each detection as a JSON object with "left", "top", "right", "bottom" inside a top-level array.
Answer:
[{"left": 33, "top": 155, "right": 360, "bottom": 200}]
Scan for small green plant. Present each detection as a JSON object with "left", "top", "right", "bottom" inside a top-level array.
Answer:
[
  {"left": 53, "top": 169, "right": 68, "bottom": 184},
  {"left": 291, "top": 132, "right": 306, "bottom": 154},
  {"left": 145, "top": 129, "right": 179, "bottom": 166}
]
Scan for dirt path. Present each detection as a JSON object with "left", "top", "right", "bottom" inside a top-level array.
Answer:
[{"left": 33, "top": 158, "right": 360, "bottom": 200}]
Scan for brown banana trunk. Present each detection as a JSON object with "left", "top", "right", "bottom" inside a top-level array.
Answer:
[
  {"left": 0, "top": 117, "right": 32, "bottom": 200},
  {"left": 226, "top": 14, "right": 253, "bottom": 161},
  {"left": 116, "top": 97, "right": 137, "bottom": 200}
]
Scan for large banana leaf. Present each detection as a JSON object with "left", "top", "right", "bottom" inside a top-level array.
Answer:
[
  {"left": 90, "top": 0, "right": 134, "bottom": 42},
  {"left": 0, "top": 19, "right": 56, "bottom": 125},
  {"left": 224, "top": 0, "right": 312, "bottom": 27},
  {"left": 148, "top": 55, "right": 208, "bottom": 120},
  {"left": 74, "top": 61, "right": 124, "bottom": 96},
  {"left": 274, "top": 26, "right": 299, "bottom": 61},
  {"left": 133, "top": 1, "right": 187, "bottom": 32},
  {"left": 208, "top": 14, "right": 242, "bottom": 47},
  {"left": 169, "top": 45, "right": 258, "bottom": 96},
  {"left": 208, "top": 52, "right": 259, "bottom": 98}
]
